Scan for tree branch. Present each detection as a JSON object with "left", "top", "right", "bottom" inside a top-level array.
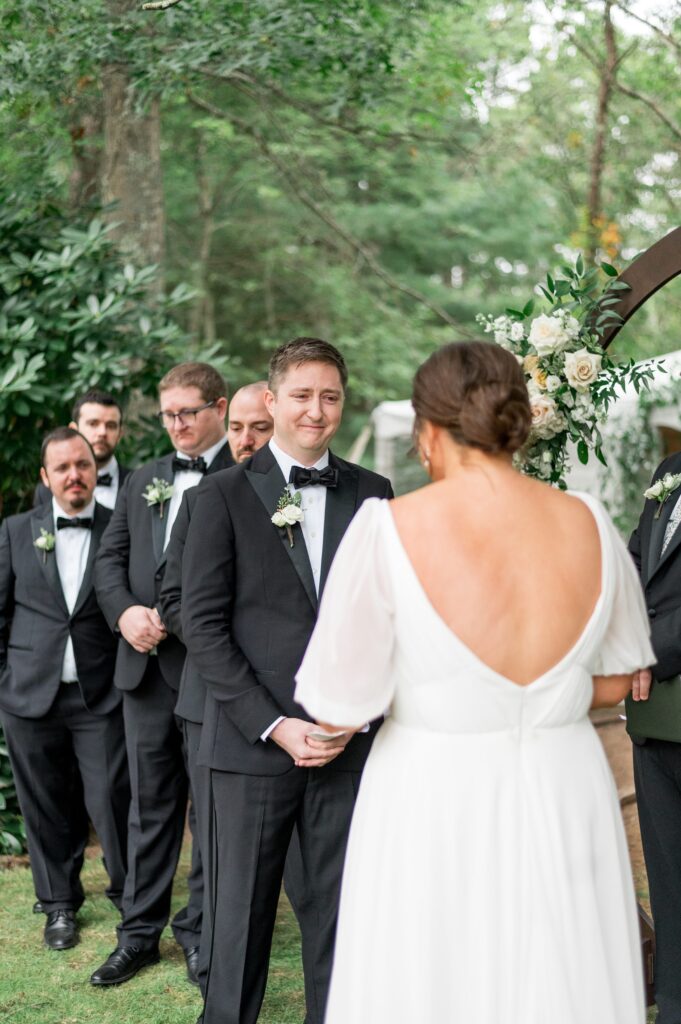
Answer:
[
  {"left": 187, "top": 90, "right": 469, "bottom": 332},
  {"left": 613, "top": 2, "right": 681, "bottom": 59},
  {"left": 142, "top": 0, "right": 182, "bottom": 9},
  {"left": 615, "top": 80, "right": 681, "bottom": 144}
]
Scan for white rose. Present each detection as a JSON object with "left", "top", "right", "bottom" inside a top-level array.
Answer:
[
  {"left": 35, "top": 536, "right": 48, "bottom": 550},
  {"left": 271, "top": 511, "right": 287, "bottom": 527},
  {"left": 510, "top": 321, "right": 525, "bottom": 341},
  {"left": 530, "top": 394, "right": 565, "bottom": 439},
  {"left": 564, "top": 348, "right": 602, "bottom": 391},
  {"left": 644, "top": 481, "right": 664, "bottom": 500},
  {"left": 562, "top": 314, "right": 581, "bottom": 339},
  {"left": 662, "top": 473, "right": 677, "bottom": 489},
  {"left": 545, "top": 375, "right": 561, "bottom": 393},
  {"left": 282, "top": 504, "right": 304, "bottom": 526},
  {"left": 528, "top": 314, "right": 569, "bottom": 356}
]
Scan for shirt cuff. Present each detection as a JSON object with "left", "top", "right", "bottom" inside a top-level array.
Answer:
[{"left": 261, "top": 715, "right": 286, "bottom": 742}]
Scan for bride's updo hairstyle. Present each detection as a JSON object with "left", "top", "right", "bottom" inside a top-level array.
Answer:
[{"left": 412, "top": 341, "right": 531, "bottom": 456}]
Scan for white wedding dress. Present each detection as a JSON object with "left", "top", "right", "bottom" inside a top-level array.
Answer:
[{"left": 295, "top": 494, "right": 654, "bottom": 1024}]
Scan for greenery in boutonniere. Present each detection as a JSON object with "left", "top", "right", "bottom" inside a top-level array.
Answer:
[
  {"left": 33, "top": 528, "right": 55, "bottom": 564},
  {"left": 644, "top": 472, "right": 681, "bottom": 519},
  {"left": 143, "top": 478, "right": 173, "bottom": 519},
  {"left": 271, "top": 489, "right": 304, "bottom": 548}
]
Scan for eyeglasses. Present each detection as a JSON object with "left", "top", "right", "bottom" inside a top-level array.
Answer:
[{"left": 157, "top": 400, "right": 216, "bottom": 428}]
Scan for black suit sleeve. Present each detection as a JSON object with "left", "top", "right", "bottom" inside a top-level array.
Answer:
[
  {"left": 94, "top": 474, "right": 137, "bottom": 630},
  {"left": 158, "top": 491, "right": 192, "bottom": 642},
  {"left": 0, "top": 520, "right": 15, "bottom": 665},
  {"left": 628, "top": 524, "right": 642, "bottom": 575},
  {"left": 181, "top": 480, "right": 283, "bottom": 744}
]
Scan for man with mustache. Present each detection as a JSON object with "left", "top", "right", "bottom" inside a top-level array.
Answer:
[{"left": 0, "top": 427, "right": 129, "bottom": 951}]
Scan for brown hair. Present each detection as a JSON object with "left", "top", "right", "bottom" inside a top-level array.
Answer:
[
  {"left": 412, "top": 341, "right": 531, "bottom": 456},
  {"left": 41, "top": 427, "right": 96, "bottom": 468},
  {"left": 158, "top": 362, "right": 228, "bottom": 403},
  {"left": 268, "top": 337, "right": 348, "bottom": 393}
]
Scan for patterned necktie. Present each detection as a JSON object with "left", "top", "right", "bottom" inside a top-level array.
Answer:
[{"left": 662, "top": 495, "right": 681, "bottom": 555}]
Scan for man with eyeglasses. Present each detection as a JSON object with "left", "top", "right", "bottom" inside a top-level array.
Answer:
[{"left": 92, "top": 363, "right": 234, "bottom": 987}]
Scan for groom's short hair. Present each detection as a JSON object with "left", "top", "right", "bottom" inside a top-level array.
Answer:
[
  {"left": 158, "top": 362, "right": 228, "bottom": 403},
  {"left": 40, "top": 426, "right": 96, "bottom": 468},
  {"left": 268, "top": 337, "right": 348, "bottom": 393}
]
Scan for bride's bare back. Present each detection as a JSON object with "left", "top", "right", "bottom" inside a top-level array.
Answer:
[{"left": 391, "top": 465, "right": 602, "bottom": 687}]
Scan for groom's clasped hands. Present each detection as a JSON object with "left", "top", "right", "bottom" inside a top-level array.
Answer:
[{"left": 270, "top": 717, "right": 355, "bottom": 768}]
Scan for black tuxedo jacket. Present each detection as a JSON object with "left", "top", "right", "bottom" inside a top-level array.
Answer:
[
  {"left": 158, "top": 487, "right": 206, "bottom": 724},
  {"left": 33, "top": 466, "right": 131, "bottom": 508},
  {"left": 0, "top": 502, "right": 120, "bottom": 718},
  {"left": 181, "top": 444, "right": 393, "bottom": 775},
  {"left": 94, "top": 445, "right": 234, "bottom": 691},
  {"left": 629, "top": 451, "right": 681, "bottom": 683}
]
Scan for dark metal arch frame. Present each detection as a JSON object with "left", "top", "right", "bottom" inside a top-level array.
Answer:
[{"left": 601, "top": 227, "right": 681, "bottom": 349}]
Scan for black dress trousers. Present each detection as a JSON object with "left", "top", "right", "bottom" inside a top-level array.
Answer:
[{"left": 0, "top": 682, "right": 129, "bottom": 913}]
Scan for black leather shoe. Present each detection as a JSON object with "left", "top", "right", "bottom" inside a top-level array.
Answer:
[
  {"left": 183, "top": 945, "right": 200, "bottom": 986},
  {"left": 33, "top": 900, "right": 44, "bottom": 914},
  {"left": 89, "top": 945, "right": 160, "bottom": 986},
  {"left": 44, "top": 909, "right": 78, "bottom": 950}
]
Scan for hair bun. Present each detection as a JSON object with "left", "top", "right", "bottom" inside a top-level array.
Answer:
[{"left": 412, "top": 342, "right": 531, "bottom": 456}]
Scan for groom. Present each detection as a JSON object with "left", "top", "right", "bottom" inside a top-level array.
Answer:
[
  {"left": 181, "top": 337, "right": 392, "bottom": 1024},
  {"left": 629, "top": 454, "right": 681, "bottom": 1023}
]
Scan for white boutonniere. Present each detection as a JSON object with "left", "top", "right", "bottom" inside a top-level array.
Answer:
[
  {"left": 34, "top": 528, "right": 55, "bottom": 564},
  {"left": 271, "top": 489, "right": 304, "bottom": 548},
  {"left": 644, "top": 472, "right": 681, "bottom": 518},
  {"left": 143, "top": 478, "right": 173, "bottom": 519}
]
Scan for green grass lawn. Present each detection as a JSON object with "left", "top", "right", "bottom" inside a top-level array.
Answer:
[{"left": 0, "top": 844, "right": 305, "bottom": 1024}]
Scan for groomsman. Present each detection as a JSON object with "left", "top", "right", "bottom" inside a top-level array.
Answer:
[
  {"left": 0, "top": 427, "right": 129, "bottom": 950},
  {"left": 629, "top": 453, "right": 681, "bottom": 1024},
  {"left": 159, "top": 381, "right": 273, "bottom": 995},
  {"left": 181, "top": 338, "right": 392, "bottom": 1024},
  {"left": 92, "top": 363, "right": 234, "bottom": 987},
  {"left": 34, "top": 390, "right": 129, "bottom": 509}
]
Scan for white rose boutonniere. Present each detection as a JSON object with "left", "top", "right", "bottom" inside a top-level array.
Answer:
[
  {"left": 644, "top": 472, "right": 681, "bottom": 518},
  {"left": 564, "top": 348, "right": 603, "bottom": 392},
  {"left": 143, "top": 478, "right": 173, "bottom": 519},
  {"left": 272, "top": 489, "right": 304, "bottom": 547},
  {"left": 34, "top": 528, "right": 56, "bottom": 564}
]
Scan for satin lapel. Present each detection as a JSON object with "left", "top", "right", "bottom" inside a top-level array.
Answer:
[
  {"left": 650, "top": 495, "right": 681, "bottom": 581},
  {"left": 150, "top": 455, "right": 175, "bottom": 565},
  {"left": 245, "top": 451, "right": 318, "bottom": 613},
  {"left": 71, "top": 505, "right": 106, "bottom": 617},
  {"left": 30, "top": 508, "right": 68, "bottom": 615},
  {"left": 208, "top": 444, "right": 235, "bottom": 474},
  {"left": 319, "top": 456, "right": 359, "bottom": 598}
]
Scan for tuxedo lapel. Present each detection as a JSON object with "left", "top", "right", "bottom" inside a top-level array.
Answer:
[
  {"left": 30, "top": 508, "right": 68, "bottom": 615},
  {"left": 319, "top": 454, "right": 359, "bottom": 598},
  {"left": 245, "top": 447, "right": 318, "bottom": 612},
  {"left": 650, "top": 493, "right": 681, "bottom": 581},
  {"left": 150, "top": 455, "right": 175, "bottom": 565},
  {"left": 71, "top": 504, "right": 107, "bottom": 617}
]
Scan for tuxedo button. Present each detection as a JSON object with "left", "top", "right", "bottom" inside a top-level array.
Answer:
[
  {"left": 155, "top": 570, "right": 163, "bottom": 581},
  {"left": 648, "top": 608, "right": 657, "bottom": 618}
]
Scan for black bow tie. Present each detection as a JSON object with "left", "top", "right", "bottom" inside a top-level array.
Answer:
[
  {"left": 97, "top": 473, "right": 113, "bottom": 486},
  {"left": 289, "top": 465, "right": 339, "bottom": 489},
  {"left": 56, "top": 517, "right": 93, "bottom": 531},
  {"left": 172, "top": 455, "right": 207, "bottom": 474}
]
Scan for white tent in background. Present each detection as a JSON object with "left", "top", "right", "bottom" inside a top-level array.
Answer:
[{"left": 366, "top": 352, "right": 681, "bottom": 500}]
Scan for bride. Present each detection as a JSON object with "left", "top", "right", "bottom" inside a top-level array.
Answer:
[{"left": 295, "top": 340, "right": 654, "bottom": 1024}]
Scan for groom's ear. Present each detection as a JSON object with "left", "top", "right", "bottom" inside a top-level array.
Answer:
[{"left": 264, "top": 388, "right": 276, "bottom": 417}]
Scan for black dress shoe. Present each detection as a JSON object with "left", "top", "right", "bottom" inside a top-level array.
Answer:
[
  {"left": 90, "top": 945, "right": 160, "bottom": 986},
  {"left": 44, "top": 909, "right": 78, "bottom": 950},
  {"left": 33, "top": 900, "right": 44, "bottom": 914},
  {"left": 183, "top": 945, "right": 200, "bottom": 986}
]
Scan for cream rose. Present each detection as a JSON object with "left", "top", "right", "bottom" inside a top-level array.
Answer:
[
  {"left": 271, "top": 511, "right": 287, "bottom": 528},
  {"left": 530, "top": 394, "right": 565, "bottom": 439},
  {"left": 281, "top": 504, "right": 304, "bottom": 526},
  {"left": 528, "top": 314, "right": 569, "bottom": 356},
  {"left": 564, "top": 348, "right": 602, "bottom": 391}
]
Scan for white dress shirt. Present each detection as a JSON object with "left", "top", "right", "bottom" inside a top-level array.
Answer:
[
  {"left": 93, "top": 455, "right": 120, "bottom": 510},
  {"left": 163, "top": 435, "right": 230, "bottom": 549},
  {"left": 53, "top": 497, "right": 95, "bottom": 683},
  {"left": 261, "top": 439, "right": 331, "bottom": 741}
]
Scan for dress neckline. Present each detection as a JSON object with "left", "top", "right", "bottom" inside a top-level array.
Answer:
[{"left": 382, "top": 491, "right": 607, "bottom": 691}]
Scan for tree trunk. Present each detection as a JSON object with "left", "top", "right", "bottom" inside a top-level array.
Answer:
[
  {"left": 68, "top": 95, "right": 103, "bottom": 209},
  {"left": 586, "top": 0, "right": 617, "bottom": 265},
  {"left": 189, "top": 133, "right": 217, "bottom": 343},
  {"left": 101, "top": 1, "right": 165, "bottom": 283}
]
